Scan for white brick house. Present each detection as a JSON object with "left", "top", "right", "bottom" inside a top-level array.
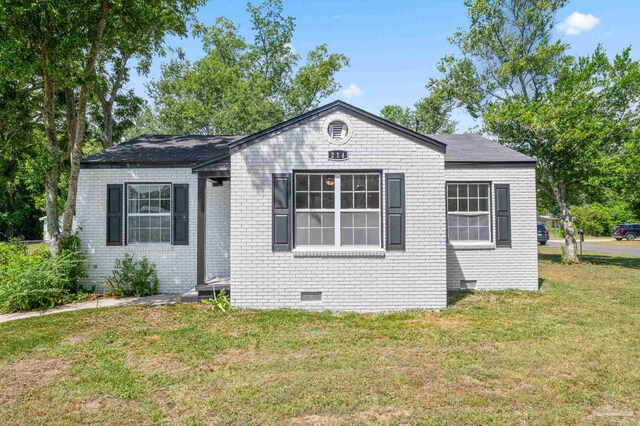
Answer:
[{"left": 77, "top": 101, "right": 538, "bottom": 311}]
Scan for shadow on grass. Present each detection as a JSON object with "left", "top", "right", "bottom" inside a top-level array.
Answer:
[
  {"left": 447, "top": 290, "right": 474, "bottom": 306},
  {"left": 539, "top": 252, "right": 640, "bottom": 269}
]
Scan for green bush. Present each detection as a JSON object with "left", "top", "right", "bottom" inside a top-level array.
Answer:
[
  {"left": 201, "top": 289, "right": 232, "bottom": 312},
  {"left": 0, "top": 238, "right": 88, "bottom": 313},
  {"left": 572, "top": 202, "right": 639, "bottom": 236},
  {"left": 106, "top": 254, "right": 159, "bottom": 297}
]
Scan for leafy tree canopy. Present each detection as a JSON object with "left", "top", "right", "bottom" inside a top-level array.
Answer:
[{"left": 137, "top": 0, "right": 350, "bottom": 135}]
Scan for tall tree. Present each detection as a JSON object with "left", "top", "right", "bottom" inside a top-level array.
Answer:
[
  {"left": 0, "top": 0, "right": 204, "bottom": 252},
  {"left": 423, "top": 0, "right": 620, "bottom": 263},
  {"left": 139, "top": 0, "right": 349, "bottom": 135},
  {"left": 381, "top": 88, "right": 457, "bottom": 134}
]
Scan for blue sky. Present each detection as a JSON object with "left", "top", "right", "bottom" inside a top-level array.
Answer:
[{"left": 129, "top": 0, "right": 640, "bottom": 132}]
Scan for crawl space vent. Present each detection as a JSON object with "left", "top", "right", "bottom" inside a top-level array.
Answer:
[
  {"left": 301, "top": 291, "right": 322, "bottom": 302},
  {"left": 460, "top": 280, "right": 477, "bottom": 290}
]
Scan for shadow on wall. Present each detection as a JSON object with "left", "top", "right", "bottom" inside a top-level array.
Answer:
[
  {"left": 446, "top": 248, "right": 467, "bottom": 291},
  {"left": 241, "top": 115, "right": 325, "bottom": 192}
]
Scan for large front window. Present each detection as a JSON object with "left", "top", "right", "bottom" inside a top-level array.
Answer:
[
  {"left": 127, "top": 184, "right": 171, "bottom": 243},
  {"left": 447, "top": 183, "right": 490, "bottom": 242},
  {"left": 295, "top": 173, "right": 381, "bottom": 247}
]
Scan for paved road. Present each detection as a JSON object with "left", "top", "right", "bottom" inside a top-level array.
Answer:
[{"left": 546, "top": 240, "right": 640, "bottom": 256}]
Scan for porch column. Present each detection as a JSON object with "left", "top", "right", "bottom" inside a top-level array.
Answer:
[{"left": 196, "top": 176, "right": 206, "bottom": 286}]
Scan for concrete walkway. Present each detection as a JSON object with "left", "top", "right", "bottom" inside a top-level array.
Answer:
[
  {"left": 0, "top": 294, "right": 181, "bottom": 324},
  {"left": 547, "top": 240, "right": 640, "bottom": 256}
]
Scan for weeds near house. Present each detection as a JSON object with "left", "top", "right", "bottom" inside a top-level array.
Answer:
[
  {"left": 201, "top": 289, "right": 231, "bottom": 312},
  {"left": 106, "top": 254, "right": 159, "bottom": 297}
]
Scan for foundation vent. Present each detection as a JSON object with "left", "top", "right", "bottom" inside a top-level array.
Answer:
[
  {"left": 301, "top": 291, "right": 322, "bottom": 302},
  {"left": 460, "top": 280, "right": 477, "bottom": 290}
]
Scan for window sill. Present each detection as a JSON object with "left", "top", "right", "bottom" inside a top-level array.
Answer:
[
  {"left": 293, "top": 247, "right": 386, "bottom": 258},
  {"left": 124, "top": 244, "right": 174, "bottom": 252},
  {"left": 447, "top": 242, "right": 496, "bottom": 251}
]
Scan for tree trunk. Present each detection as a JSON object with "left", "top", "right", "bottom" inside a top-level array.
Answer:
[
  {"left": 41, "top": 39, "right": 62, "bottom": 254},
  {"left": 551, "top": 182, "right": 578, "bottom": 264},
  {"left": 102, "top": 102, "right": 113, "bottom": 149},
  {"left": 61, "top": 0, "right": 112, "bottom": 237}
]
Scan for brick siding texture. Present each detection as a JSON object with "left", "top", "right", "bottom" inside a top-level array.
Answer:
[
  {"left": 445, "top": 166, "right": 539, "bottom": 291},
  {"left": 230, "top": 110, "right": 448, "bottom": 312}
]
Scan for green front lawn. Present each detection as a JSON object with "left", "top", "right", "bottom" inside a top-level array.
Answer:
[{"left": 1, "top": 248, "right": 639, "bottom": 425}]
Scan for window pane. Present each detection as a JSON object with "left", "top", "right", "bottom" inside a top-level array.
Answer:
[
  {"left": 367, "top": 175, "right": 379, "bottom": 191},
  {"left": 341, "top": 175, "right": 353, "bottom": 191},
  {"left": 479, "top": 214, "right": 489, "bottom": 227},
  {"left": 341, "top": 212, "right": 353, "bottom": 227},
  {"left": 366, "top": 212, "right": 379, "bottom": 227},
  {"left": 150, "top": 200, "right": 161, "bottom": 213},
  {"left": 353, "top": 212, "right": 366, "bottom": 227},
  {"left": 129, "top": 228, "right": 139, "bottom": 243},
  {"left": 150, "top": 228, "right": 161, "bottom": 242},
  {"left": 322, "top": 175, "right": 335, "bottom": 191},
  {"left": 341, "top": 193, "right": 353, "bottom": 209},
  {"left": 469, "top": 199, "right": 478, "bottom": 212},
  {"left": 322, "top": 193, "right": 335, "bottom": 209},
  {"left": 161, "top": 229, "right": 170, "bottom": 242},
  {"left": 448, "top": 215, "right": 458, "bottom": 227},
  {"left": 459, "top": 185, "right": 468, "bottom": 197},
  {"left": 458, "top": 199, "right": 468, "bottom": 212},
  {"left": 296, "top": 228, "right": 309, "bottom": 246},
  {"left": 296, "top": 213, "right": 309, "bottom": 227},
  {"left": 161, "top": 185, "right": 171, "bottom": 199},
  {"left": 160, "top": 199, "right": 171, "bottom": 213},
  {"left": 354, "top": 175, "right": 366, "bottom": 191},
  {"left": 479, "top": 185, "right": 488, "bottom": 197},
  {"left": 479, "top": 226, "right": 490, "bottom": 241},
  {"left": 129, "top": 216, "right": 139, "bottom": 228},
  {"left": 140, "top": 200, "right": 150, "bottom": 213},
  {"left": 354, "top": 193, "right": 366, "bottom": 209},
  {"left": 128, "top": 200, "right": 138, "bottom": 214},
  {"left": 150, "top": 216, "right": 161, "bottom": 228},
  {"left": 149, "top": 185, "right": 160, "bottom": 199},
  {"left": 296, "top": 193, "right": 308, "bottom": 209},
  {"left": 353, "top": 228, "right": 367, "bottom": 245},
  {"left": 341, "top": 227, "right": 353, "bottom": 245},
  {"left": 367, "top": 228, "right": 379, "bottom": 245},
  {"left": 447, "top": 185, "right": 457, "bottom": 197},
  {"left": 309, "top": 193, "right": 321, "bottom": 209},
  {"left": 323, "top": 228, "right": 335, "bottom": 245},
  {"left": 128, "top": 186, "right": 139, "bottom": 199},
  {"left": 309, "top": 228, "right": 322, "bottom": 245},
  {"left": 140, "top": 186, "right": 150, "bottom": 199},
  {"left": 468, "top": 227, "right": 479, "bottom": 241},
  {"left": 139, "top": 228, "right": 150, "bottom": 243},
  {"left": 140, "top": 216, "right": 149, "bottom": 228},
  {"left": 479, "top": 198, "right": 489, "bottom": 212},
  {"left": 296, "top": 175, "right": 308, "bottom": 191},
  {"left": 309, "top": 213, "right": 322, "bottom": 227},
  {"left": 367, "top": 193, "right": 379, "bottom": 209},
  {"left": 309, "top": 175, "right": 321, "bottom": 191},
  {"left": 458, "top": 226, "right": 469, "bottom": 241},
  {"left": 448, "top": 199, "right": 457, "bottom": 212},
  {"left": 458, "top": 216, "right": 469, "bottom": 227},
  {"left": 469, "top": 184, "right": 478, "bottom": 197},
  {"left": 448, "top": 226, "right": 458, "bottom": 241},
  {"left": 323, "top": 213, "right": 335, "bottom": 227}
]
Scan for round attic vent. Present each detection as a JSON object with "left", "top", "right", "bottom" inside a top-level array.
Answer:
[{"left": 328, "top": 120, "right": 348, "bottom": 140}]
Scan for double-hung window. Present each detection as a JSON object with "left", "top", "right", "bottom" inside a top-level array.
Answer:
[
  {"left": 127, "top": 184, "right": 171, "bottom": 244},
  {"left": 447, "top": 183, "right": 491, "bottom": 242},
  {"left": 295, "top": 173, "right": 381, "bottom": 247}
]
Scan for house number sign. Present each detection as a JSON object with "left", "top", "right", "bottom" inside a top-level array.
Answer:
[{"left": 328, "top": 150, "right": 349, "bottom": 161}]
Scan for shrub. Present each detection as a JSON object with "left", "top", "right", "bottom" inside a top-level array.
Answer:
[
  {"left": 572, "top": 202, "right": 639, "bottom": 236},
  {"left": 0, "top": 239, "right": 88, "bottom": 313},
  {"left": 106, "top": 254, "right": 159, "bottom": 297}
]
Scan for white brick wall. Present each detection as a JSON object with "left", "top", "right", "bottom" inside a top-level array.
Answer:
[
  {"left": 206, "top": 181, "right": 230, "bottom": 279},
  {"left": 445, "top": 165, "right": 539, "bottom": 291},
  {"left": 77, "top": 167, "right": 222, "bottom": 294},
  {"left": 230, "top": 110, "right": 448, "bottom": 312}
]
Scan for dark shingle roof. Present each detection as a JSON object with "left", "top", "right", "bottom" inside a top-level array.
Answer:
[
  {"left": 428, "top": 133, "right": 535, "bottom": 164},
  {"left": 80, "top": 134, "right": 242, "bottom": 167}
]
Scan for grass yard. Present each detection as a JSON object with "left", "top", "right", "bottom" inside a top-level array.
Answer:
[{"left": 1, "top": 248, "right": 639, "bottom": 425}]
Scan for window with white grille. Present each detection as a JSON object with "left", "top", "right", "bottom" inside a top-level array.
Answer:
[{"left": 447, "top": 183, "right": 491, "bottom": 242}]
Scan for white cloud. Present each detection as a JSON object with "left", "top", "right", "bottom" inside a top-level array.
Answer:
[
  {"left": 341, "top": 83, "right": 363, "bottom": 99},
  {"left": 558, "top": 12, "right": 600, "bottom": 35}
]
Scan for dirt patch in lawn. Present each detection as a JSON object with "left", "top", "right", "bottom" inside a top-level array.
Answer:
[
  {"left": 286, "top": 407, "right": 412, "bottom": 425},
  {"left": 0, "top": 358, "right": 72, "bottom": 404}
]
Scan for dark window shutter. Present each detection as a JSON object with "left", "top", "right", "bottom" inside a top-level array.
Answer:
[
  {"left": 106, "top": 184, "right": 123, "bottom": 246},
  {"left": 386, "top": 173, "right": 405, "bottom": 251},
  {"left": 173, "top": 184, "right": 189, "bottom": 245},
  {"left": 495, "top": 184, "right": 511, "bottom": 247},
  {"left": 273, "top": 173, "right": 292, "bottom": 251}
]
